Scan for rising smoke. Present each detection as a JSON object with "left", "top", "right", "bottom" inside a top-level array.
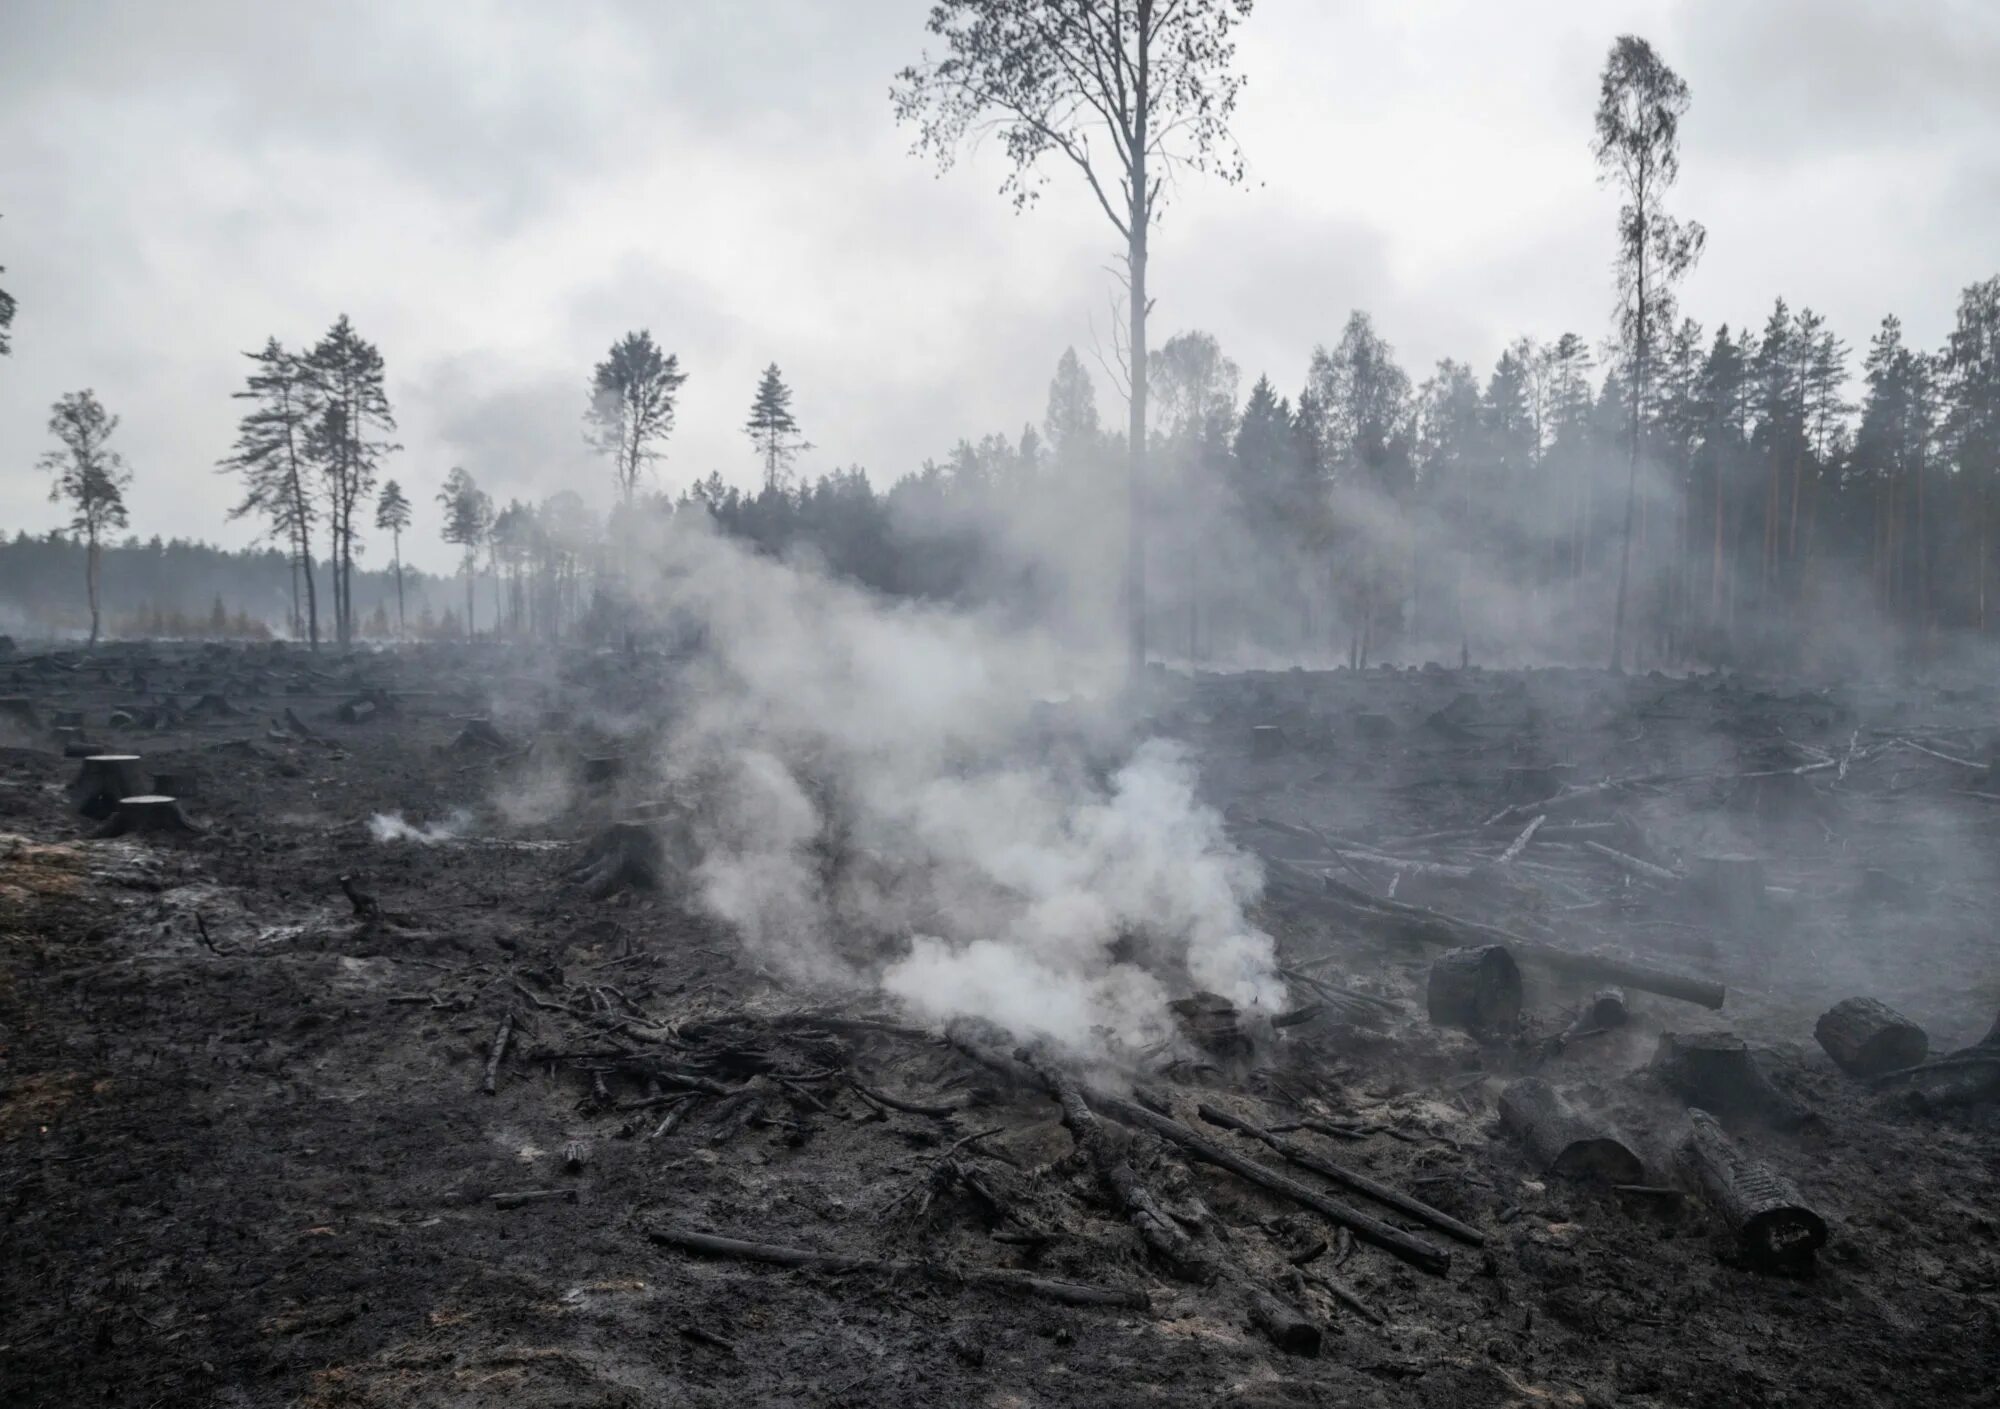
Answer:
[{"left": 630, "top": 516, "right": 1285, "bottom": 1061}]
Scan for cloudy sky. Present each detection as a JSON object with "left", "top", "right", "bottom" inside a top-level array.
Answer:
[{"left": 2, "top": 0, "right": 1995, "bottom": 572}]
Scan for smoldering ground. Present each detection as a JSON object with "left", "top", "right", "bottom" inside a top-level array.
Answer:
[{"left": 623, "top": 515, "right": 1286, "bottom": 1062}]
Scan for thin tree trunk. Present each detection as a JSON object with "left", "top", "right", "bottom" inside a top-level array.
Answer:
[
  {"left": 1126, "top": 27, "right": 1150, "bottom": 681},
  {"left": 392, "top": 529, "right": 405, "bottom": 638},
  {"left": 86, "top": 530, "right": 102, "bottom": 649}
]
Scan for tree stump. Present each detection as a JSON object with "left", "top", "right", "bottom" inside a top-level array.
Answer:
[
  {"left": 189, "top": 693, "right": 242, "bottom": 719},
  {"left": 1651, "top": 1032, "right": 1810, "bottom": 1129},
  {"left": 1814, "top": 997, "right": 1928, "bottom": 1077},
  {"left": 151, "top": 771, "right": 196, "bottom": 798},
  {"left": 69, "top": 755, "right": 146, "bottom": 819},
  {"left": 337, "top": 697, "right": 378, "bottom": 724},
  {"left": 1675, "top": 1108, "right": 1826, "bottom": 1271},
  {"left": 1249, "top": 725, "right": 1286, "bottom": 759},
  {"left": 581, "top": 755, "right": 625, "bottom": 786},
  {"left": 1425, "top": 945, "right": 1522, "bottom": 1035},
  {"left": 0, "top": 696, "right": 42, "bottom": 731},
  {"left": 566, "top": 822, "right": 666, "bottom": 900},
  {"left": 1497, "top": 1077, "right": 1644, "bottom": 1183},
  {"left": 94, "top": 795, "right": 202, "bottom": 838}
]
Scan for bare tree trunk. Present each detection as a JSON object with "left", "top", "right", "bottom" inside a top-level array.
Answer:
[
  {"left": 392, "top": 529, "right": 405, "bottom": 638},
  {"left": 85, "top": 530, "right": 102, "bottom": 649},
  {"left": 1126, "top": 34, "right": 1150, "bottom": 682}
]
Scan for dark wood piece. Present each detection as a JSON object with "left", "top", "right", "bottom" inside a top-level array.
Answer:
[
  {"left": 1425, "top": 944, "right": 1522, "bottom": 1035},
  {"left": 1196, "top": 1103, "right": 1485, "bottom": 1246},
  {"left": 1652, "top": 1032, "right": 1810, "bottom": 1129},
  {"left": 1089, "top": 1092, "right": 1451, "bottom": 1276},
  {"left": 1024, "top": 1051, "right": 1213, "bottom": 1281},
  {"left": 1497, "top": 1078, "right": 1643, "bottom": 1183},
  {"left": 69, "top": 753, "right": 145, "bottom": 819},
  {"left": 1675, "top": 1108, "right": 1826, "bottom": 1270},
  {"left": 483, "top": 1010, "right": 514, "bottom": 1095},
  {"left": 1246, "top": 1287, "right": 1321, "bottom": 1356},
  {"left": 1814, "top": 997, "right": 1928, "bottom": 1077},
  {"left": 93, "top": 795, "right": 201, "bottom": 838}
]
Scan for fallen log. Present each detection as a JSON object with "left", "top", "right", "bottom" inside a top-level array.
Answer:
[
  {"left": 1814, "top": 998, "right": 1928, "bottom": 1078},
  {"left": 1022, "top": 1050, "right": 1213, "bottom": 1281},
  {"left": 646, "top": 1225, "right": 1149, "bottom": 1310},
  {"left": 1246, "top": 1286, "right": 1322, "bottom": 1356},
  {"left": 1196, "top": 1104, "right": 1485, "bottom": 1247},
  {"left": 1089, "top": 1093, "right": 1451, "bottom": 1276},
  {"left": 482, "top": 1010, "right": 514, "bottom": 1095},
  {"left": 1651, "top": 1032, "right": 1811, "bottom": 1129},
  {"left": 1675, "top": 1108, "right": 1826, "bottom": 1271},
  {"left": 1424, "top": 944, "right": 1521, "bottom": 1036},
  {"left": 1284, "top": 864, "right": 1726, "bottom": 1009},
  {"left": 1497, "top": 1078, "right": 1643, "bottom": 1183}
]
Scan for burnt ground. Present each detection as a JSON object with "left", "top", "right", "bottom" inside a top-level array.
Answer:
[{"left": 1, "top": 640, "right": 1997, "bottom": 1408}]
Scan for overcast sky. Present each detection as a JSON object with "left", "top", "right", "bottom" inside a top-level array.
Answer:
[{"left": 3, "top": 0, "right": 1996, "bottom": 573}]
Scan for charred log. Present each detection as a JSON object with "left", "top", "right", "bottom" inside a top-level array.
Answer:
[
  {"left": 1675, "top": 1108, "right": 1826, "bottom": 1271},
  {"left": 1814, "top": 998, "right": 1928, "bottom": 1077},
  {"left": 1497, "top": 1078, "right": 1644, "bottom": 1183},
  {"left": 1196, "top": 1103, "right": 1485, "bottom": 1246},
  {"left": 1246, "top": 1286, "right": 1321, "bottom": 1356}
]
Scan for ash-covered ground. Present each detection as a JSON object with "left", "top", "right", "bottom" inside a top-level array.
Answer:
[{"left": 2, "top": 638, "right": 1997, "bottom": 1408}]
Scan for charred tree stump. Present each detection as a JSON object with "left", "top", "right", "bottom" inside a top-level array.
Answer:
[
  {"left": 94, "top": 795, "right": 202, "bottom": 838},
  {"left": 188, "top": 693, "right": 242, "bottom": 719},
  {"left": 1651, "top": 1032, "right": 1811, "bottom": 1129},
  {"left": 150, "top": 771, "right": 194, "bottom": 798},
  {"left": 1675, "top": 1108, "right": 1826, "bottom": 1271},
  {"left": 1497, "top": 1078, "right": 1644, "bottom": 1183},
  {"left": 1425, "top": 944, "right": 1522, "bottom": 1036},
  {"left": 0, "top": 696, "right": 42, "bottom": 731},
  {"left": 566, "top": 822, "right": 666, "bottom": 900},
  {"left": 69, "top": 754, "right": 146, "bottom": 819},
  {"left": 580, "top": 755, "right": 624, "bottom": 786},
  {"left": 1814, "top": 998, "right": 1928, "bottom": 1077}
]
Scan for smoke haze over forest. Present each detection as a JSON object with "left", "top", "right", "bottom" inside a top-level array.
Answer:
[{"left": 4, "top": 0, "right": 1998, "bottom": 577}]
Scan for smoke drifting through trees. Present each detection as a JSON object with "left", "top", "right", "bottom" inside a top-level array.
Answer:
[{"left": 894, "top": 0, "right": 1257, "bottom": 677}]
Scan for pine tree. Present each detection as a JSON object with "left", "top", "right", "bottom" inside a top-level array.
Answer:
[
  {"left": 220, "top": 339, "right": 323, "bottom": 649},
  {"left": 375, "top": 479, "right": 411, "bottom": 638},
  {"left": 39, "top": 390, "right": 132, "bottom": 648},
  {"left": 1594, "top": 35, "right": 1705, "bottom": 670},
  {"left": 745, "top": 363, "right": 807, "bottom": 492},
  {"left": 587, "top": 330, "right": 687, "bottom": 503},
  {"left": 437, "top": 467, "right": 492, "bottom": 638},
  {"left": 306, "top": 316, "right": 398, "bottom": 648}
]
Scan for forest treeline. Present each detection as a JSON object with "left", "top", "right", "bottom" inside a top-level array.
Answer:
[{"left": 8, "top": 273, "right": 2000, "bottom": 668}]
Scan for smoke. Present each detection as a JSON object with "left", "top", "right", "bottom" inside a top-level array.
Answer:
[
  {"left": 367, "top": 808, "right": 474, "bottom": 844},
  {"left": 632, "top": 516, "right": 1283, "bottom": 1061}
]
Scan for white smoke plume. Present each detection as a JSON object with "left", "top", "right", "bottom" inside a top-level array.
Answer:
[
  {"left": 367, "top": 808, "right": 474, "bottom": 844},
  {"left": 635, "top": 517, "right": 1284, "bottom": 1061}
]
